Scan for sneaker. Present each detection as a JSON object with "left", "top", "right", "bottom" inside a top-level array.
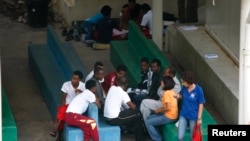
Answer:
[
  {"left": 85, "top": 40, "right": 96, "bottom": 44},
  {"left": 61, "top": 28, "right": 67, "bottom": 36},
  {"left": 65, "top": 35, "right": 73, "bottom": 41},
  {"left": 85, "top": 40, "right": 96, "bottom": 48},
  {"left": 86, "top": 42, "right": 94, "bottom": 48},
  {"left": 49, "top": 131, "right": 57, "bottom": 137},
  {"left": 65, "top": 29, "right": 73, "bottom": 41},
  {"left": 74, "top": 35, "right": 80, "bottom": 41},
  {"left": 81, "top": 34, "right": 86, "bottom": 42}
]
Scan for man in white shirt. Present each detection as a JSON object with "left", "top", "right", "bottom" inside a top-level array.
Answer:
[
  {"left": 50, "top": 70, "right": 85, "bottom": 140},
  {"left": 61, "top": 73, "right": 86, "bottom": 105},
  {"left": 140, "top": 66, "right": 181, "bottom": 121},
  {"left": 140, "top": 3, "right": 152, "bottom": 35},
  {"left": 104, "top": 76, "right": 146, "bottom": 141},
  {"left": 65, "top": 80, "right": 101, "bottom": 141}
]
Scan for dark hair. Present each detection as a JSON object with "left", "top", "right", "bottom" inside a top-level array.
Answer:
[
  {"left": 101, "top": 5, "right": 112, "bottom": 17},
  {"left": 141, "top": 3, "right": 151, "bottom": 12},
  {"left": 85, "top": 80, "right": 96, "bottom": 90},
  {"left": 73, "top": 70, "right": 83, "bottom": 80},
  {"left": 122, "top": 4, "right": 129, "bottom": 8},
  {"left": 180, "top": 71, "right": 195, "bottom": 85},
  {"left": 117, "top": 76, "right": 128, "bottom": 86},
  {"left": 140, "top": 57, "right": 149, "bottom": 64},
  {"left": 94, "top": 66, "right": 103, "bottom": 74},
  {"left": 128, "top": 0, "right": 136, "bottom": 3},
  {"left": 151, "top": 58, "right": 161, "bottom": 67},
  {"left": 94, "top": 61, "right": 103, "bottom": 68},
  {"left": 168, "top": 66, "right": 176, "bottom": 76},
  {"left": 116, "top": 64, "right": 127, "bottom": 72},
  {"left": 163, "top": 76, "right": 175, "bottom": 90}
]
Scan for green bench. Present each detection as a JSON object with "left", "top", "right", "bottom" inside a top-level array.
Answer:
[
  {"left": 110, "top": 40, "right": 140, "bottom": 87},
  {"left": 28, "top": 25, "right": 121, "bottom": 141},
  {"left": 110, "top": 21, "right": 171, "bottom": 87},
  {"left": 2, "top": 88, "right": 17, "bottom": 141},
  {"left": 162, "top": 108, "right": 216, "bottom": 141},
  {"left": 110, "top": 21, "right": 217, "bottom": 141}
]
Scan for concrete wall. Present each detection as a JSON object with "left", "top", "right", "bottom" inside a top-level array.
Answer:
[
  {"left": 54, "top": 0, "right": 151, "bottom": 25},
  {"left": 167, "top": 25, "right": 239, "bottom": 124},
  {"left": 205, "top": 0, "right": 240, "bottom": 65},
  {"left": 53, "top": 0, "right": 206, "bottom": 26}
]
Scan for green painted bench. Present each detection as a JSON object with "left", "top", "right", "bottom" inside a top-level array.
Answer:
[
  {"left": 2, "top": 88, "right": 17, "bottom": 141},
  {"left": 162, "top": 108, "right": 217, "bottom": 141}
]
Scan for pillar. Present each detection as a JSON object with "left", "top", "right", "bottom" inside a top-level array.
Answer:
[{"left": 152, "top": 0, "right": 163, "bottom": 50}]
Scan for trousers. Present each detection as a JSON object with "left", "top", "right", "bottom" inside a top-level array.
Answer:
[{"left": 65, "top": 112, "right": 99, "bottom": 141}]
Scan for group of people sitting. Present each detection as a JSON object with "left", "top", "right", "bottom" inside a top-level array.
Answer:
[
  {"left": 62, "top": 0, "right": 153, "bottom": 46},
  {"left": 49, "top": 56, "right": 206, "bottom": 141}
]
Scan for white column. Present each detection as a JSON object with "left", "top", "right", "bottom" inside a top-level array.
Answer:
[
  {"left": 0, "top": 60, "right": 2, "bottom": 140},
  {"left": 239, "top": 0, "right": 250, "bottom": 124},
  {"left": 152, "top": 0, "right": 163, "bottom": 50}
]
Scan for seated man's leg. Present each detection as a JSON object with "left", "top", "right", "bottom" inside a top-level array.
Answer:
[
  {"left": 80, "top": 21, "right": 94, "bottom": 41},
  {"left": 106, "top": 109, "right": 141, "bottom": 125},
  {"left": 72, "top": 21, "right": 83, "bottom": 42},
  {"left": 132, "top": 94, "right": 147, "bottom": 108},
  {"left": 106, "top": 109, "right": 146, "bottom": 140},
  {"left": 140, "top": 99, "right": 162, "bottom": 121},
  {"left": 65, "top": 113, "right": 99, "bottom": 141}
]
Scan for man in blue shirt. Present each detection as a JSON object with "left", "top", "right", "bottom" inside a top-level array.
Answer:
[
  {"left": 66, "top": 5, "right": 112, "bottom": 43},
  {"left": 95, "top": 6, "right": 115, "bottom": 43},
  {"left": 80, "top": 5, "right": 113, "bottom": 42}
]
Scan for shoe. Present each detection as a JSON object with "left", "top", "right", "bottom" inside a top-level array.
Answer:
[
  {"left": 85, "top": 40, "right": 96, "bottom": 44},
  {"left": 61, "top": 28, "right": 67, "bottom": 36},
  {"left": 49, "top": 131, "right": 56, "bottom": 137},
  {"left": 65, "top": 29, "right": 73, "bottom": 41},
  {"left": 81, "top": 34, "right": 86, "bottom": 42},
  {"left": 74, "top": 35, "right": 80, "bottom": 41},
  {"left": 65, "top": 35, "right": 73, "bottom": 41},
  {"left": 85, "top": 42, "right": 93, "bottom": 48}
]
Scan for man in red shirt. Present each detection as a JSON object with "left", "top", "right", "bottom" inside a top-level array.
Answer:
[{"left": 102, "top": 64, "right": 127, "bottom": 94}]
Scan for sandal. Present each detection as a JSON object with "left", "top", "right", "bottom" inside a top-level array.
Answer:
[{"left": 49, "top": 131, "right": 57, "bottom": 137}]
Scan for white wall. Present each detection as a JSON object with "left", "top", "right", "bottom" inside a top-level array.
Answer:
[
  {"left": 164, "top": 0, "right": 206, "bottom": 17},
  {"left": 205, "top": 0, "right": 241, "bottom": 65}
]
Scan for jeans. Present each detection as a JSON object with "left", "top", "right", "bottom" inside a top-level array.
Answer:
[
  {"left": 140, "top": 99, "right": 162, "bottom": 121},
  {"left": 145, "top": 114, "right": 175, "bottom": 141},
  {"left": 80, "top": 21, "right": 95, "bottom": 40},
  {"left": 132, "top": 94, "right": 147, "bottom": 108},
  {"left": 177, "top": 116, "right": 196, "bottom": 141}
]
